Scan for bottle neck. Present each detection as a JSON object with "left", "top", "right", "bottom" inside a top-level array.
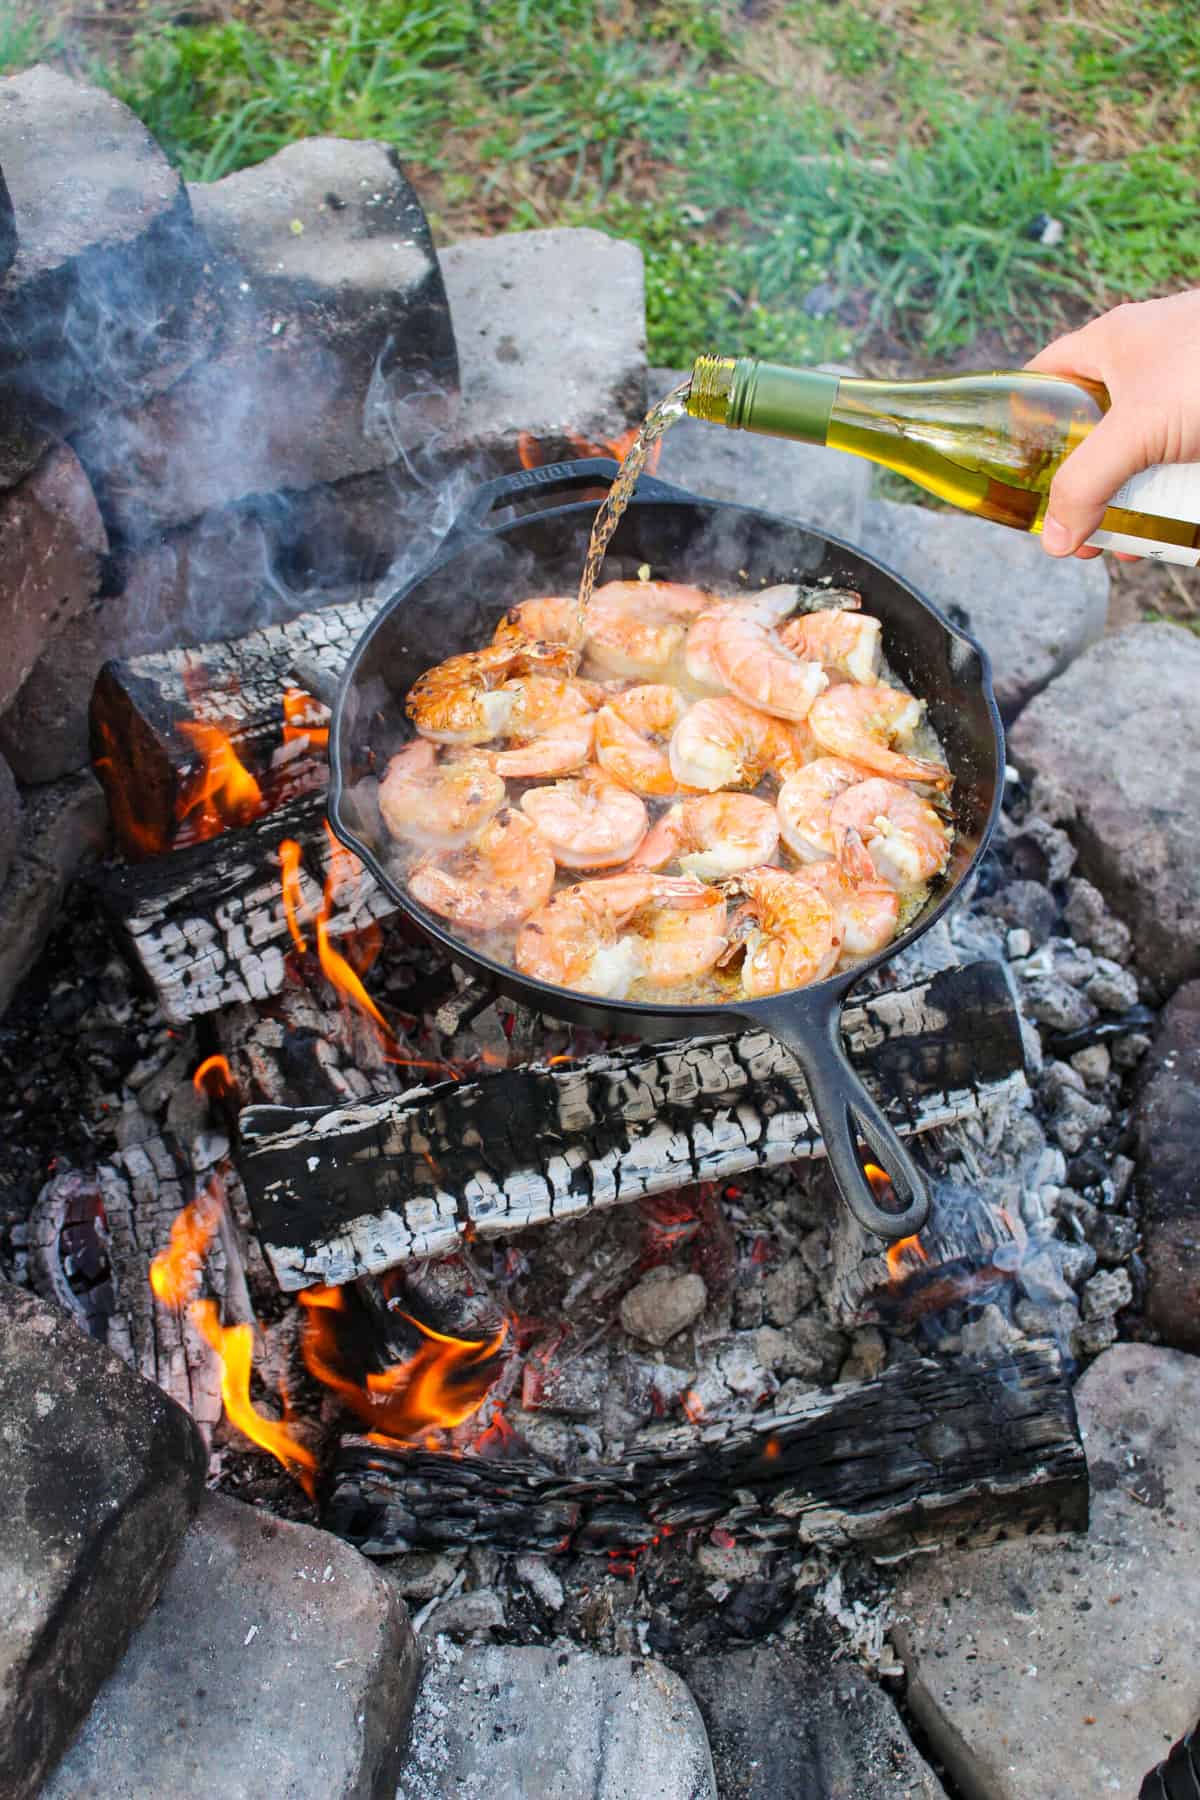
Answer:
[{"left": 688, "top": 356, "right": 839, "bottom": 444}]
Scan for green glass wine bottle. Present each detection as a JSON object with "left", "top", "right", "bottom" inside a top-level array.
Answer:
[{"left": 686, "top": 356, "right": 1200, "bottom": 566}]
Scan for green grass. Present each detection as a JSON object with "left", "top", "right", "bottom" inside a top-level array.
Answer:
[{"left": 6, "top": 0, "right": 1198, "bottom": 368}]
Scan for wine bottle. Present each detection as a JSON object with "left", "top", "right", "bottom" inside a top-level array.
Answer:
[{"left": 686, "top": 356, "right": 1200, "bottom": 566}]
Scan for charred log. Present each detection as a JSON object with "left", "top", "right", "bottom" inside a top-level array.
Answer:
[
  {"left": 324, "top": 1339, "right": 1086, "bottom": 1559},
  {"left": 236, "top": 961, "right": 1025, "bottom": 1290}
]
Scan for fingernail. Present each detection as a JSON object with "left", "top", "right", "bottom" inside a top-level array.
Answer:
[{"left": 1041, "top": 516, "right": 1071, "bottom": 555}]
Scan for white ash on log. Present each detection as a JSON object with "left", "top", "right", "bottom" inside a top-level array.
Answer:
[
  {"left": 323, "top": 1340, "right": 1085, "bottom": 1559},
  {"left": 89, "top": 595, "right": 375, "bottom": 855},
  {"left": 236, "top": 961, "right": 1026, "bottom": 1290},
  {"left": 89, "top": 794, "right": 393, "bottom": 1022}
]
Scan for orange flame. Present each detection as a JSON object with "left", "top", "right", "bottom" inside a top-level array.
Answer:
[
  {"left": 886, "top": 1233, "right": 930, "bottom": 1281},
  {"left": 193, "top": 1054, "right": 235, "bottom": 1101},
  {"left": 176, "top": 720, "right": 264, "bottom": 841},
  {"left": 192, "top": 1299, "right": 318, "bottom": 1498},
  {"left": 298, "top": 1286, "right": 509, "bottom": 1444},
  {"left": 682, "top": 1389, "right": 705, "bottom": 1424},
  {"left": 517, "top": 426, "right": 662, "bottom": 474},
  {"left": 149, "top": 1175, "right": 225, "bottom": 1309},
  {"left": 281, "top": 686, "right": 330, "bottom": 749},
  {"left": 278, "top": 837, "right": 309, "bottom": 954}
]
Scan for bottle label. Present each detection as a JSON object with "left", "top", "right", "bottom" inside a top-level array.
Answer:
[{"left": 1084, "top": 459, "right": 1200, "bottom": 564}]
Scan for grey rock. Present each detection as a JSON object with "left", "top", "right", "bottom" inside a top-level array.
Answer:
[
  {"left": 1081, "top": 1267, "right": 1133, "bottom": 1320},
  {"left": 619, "top": 1267, "right": 707, "bottom": 1347},
  {"left": 1027, "top": 769, "right": 1077, "bottom": 825},
  {"left": 0, "top": 160, "right": 16, "bottom": 276},
  {"left": 837, "top": 1323, "right": 887, "bottom": 1384},
  {"left": 1058, "top": 1241, "right": 1098, "bottom": 1288},
  {"left": 961, "top": 1302, "right": 1019, "bottom": 1354},
  {"left": 0, "top": 67, "right": 210, "bottom": 481},
  {"left": 396, "top": 1641, "right": 716, "bottom": 1800},
  {"left": 858, "top": 496, "right": 1107, "bottom": 719},
  {"left": 0, "top": 753, "right": 19, "bottom": 889},
  {"left": 1006, "top": 925, "right": 1031, "bottom": 959},
  {"left": 1092, "top": 1213, "right": 1138, "bottom": 1266},
  {"left": 1085, "top": 956, "right": 1140, "bottom": 1014},
  {"left": 1047, "top": 937, "right": 1097, "bottom": 986},
  {"left": 0, "top": 444, "right": 106, "bottom": 716},
  {"left": 1005, "top": 815, "right": 1077, "bottom": 886},
  {"left": 895, "top": 1345, "right": 1200, "bottom": 1799},
  {"left": 441, "top": 229, "right": 645, "bottom": 462},
  {"left": 0, "top": 772, "right": 109, "bottom": 1018},
  {"left": 75, "top": 138, "right": 456, "bottom": 539},
  {"left": 755, "top": 1314, "right": 847, "bottom": 1384},
  {"left": 426, "top": 1589, "right": 506, "bottom": 1638},
  {"left": 1063, "top": 876, "right": 1133, "bottom": 964},
  {"left": 1016, "top": 1246, "right": 1075, "bottom": 1307},
  {"left": 684, "top": 1641, "right": 946, "bottom": 1800},
  {"left": 1009, "top": 622, "right": 1200, "bottom": 996},
  {"left": 1110, "top": 1153, "right": 1136, "bottom": 1205},
  {"left": 980, "top": 879, "right": 1057, "bottom": 947},
  {"left": 1112, "top": 1030, "right": 1152, "bottom": 1067},
  {"left": 514, "top": 1555, "right": 565, "bottom": 1613},
  {"left": 385, "top": 1552, "right": 463, "bottom": 1603},
  {"left": 47, "top": 1492, "right": 416, "bottom": 1800},
  {"left": 1133, "top": 981, "right": 1200, "bottom": 1352},
  {"left": 1013, "top": 1296, "right": 1078, "bottom": 1341},
  {"left": 0, "top": 1283, "right": 205, "bottom": 1800},
  {"left": 1047, "top": 1088, "right": 1110, "bottom": 1156},
  {"left": 1072, "top": 1315, "right": 1118, "bottom": 1358},
  {"left": 652, "top": 365, "right": 869, "bottom": 541},
  {"left": 762, "top": 1259, "right": 814, "bottom": 1326},
  {"left": 1070, "top": 1043, "right": 1111, "bottom": 1085},
  {"left": 1020, "top": 972, "right": 1097, "bottom": 1033}
]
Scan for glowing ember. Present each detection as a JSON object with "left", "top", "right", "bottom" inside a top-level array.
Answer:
[
  {"left": 299, "top": 1287, "right": 509, "bottom": 1444},
  {"left": 278, "top": 837, "right": 309, "bottom": 953},
  {"left": 149, "top": 1176, "right": 225, "bottom": 1309},
  {"left": 192, "top": 1299, "right": 318, "bottom": 1497},
  {"left": 682, "top": 1389, "right": 705, "bottom": 1424},
  {"left": 518, "top": 425, "right": 663, "bottom": 473},
  {"left": 176, "top": 720, "right": 264, "bottom": 840},
  {"left": 192, "top": 1054, "right": 235, "bottom": 1101},
  {"left": 281, "top": 686, "right": 330, "bottom": 749},
  {"left": 886, "top": 1232, "right": 930, "bottom": 1281}
]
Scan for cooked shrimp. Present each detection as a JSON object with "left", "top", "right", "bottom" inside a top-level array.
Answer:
[
  {"left": 593, "top": 684, "right": 688, "bottom": 796},
  {"left": 407, "top": 809, "right": 555, "bottom": 932},
  {"left": 719, "top": 866, "right": 841, "bottom": 997},
  {"left": 378, "top": 740, "right": 505, "bottom": 849},
  {"left": 796, "top": 832, "right": 900, "bottom": 957},
  {"left": 634, "top": 793, "right": 779, "bottom": 880},
  {"left": 779, "top": 608, "right": 882, "bottom": 685},
  {"left": 515, "top": 872, "right": 727, "bottom": 997},
  {"left": 704, "top": 585, "right": 827, "bottom": 721},
  {"left": 493, "top": 594, "right": 577, "bottom": 650},
  {"left": 830, "top": 776, "right": 953, "bottom": 890},
  {"left": 520, "top": 768, "right": 648, "bottom": 869},
  {"left": 669, "top": 696, "right": 813, "bottom": 792},
  {"left": 585, "top": 580, "right": 714, "bottom": 680},
  {"left": 776, "top": 757, "right": 871, "bottom": 862},
  {"left": 484, "top": 676, "right": 596, "bottom": 777},
  {"left": 407, "top": 640, "right": 576, "bottom": 745},
  {"left": 807, "top": 683, "right": 951, "bottom": 787}
]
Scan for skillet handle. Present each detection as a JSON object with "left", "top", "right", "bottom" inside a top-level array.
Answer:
[
  {"left": 438, "top": 457, "right": 702, "bottom": 553},
  {"left": 752, "top": 995, "right": 930, "bottom": 1242}
]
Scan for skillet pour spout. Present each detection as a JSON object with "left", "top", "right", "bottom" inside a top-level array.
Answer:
[{"left": 328, "top": 458, "right": 1005, "bottom": 1245}]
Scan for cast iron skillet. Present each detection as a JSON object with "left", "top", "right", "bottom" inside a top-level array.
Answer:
[{"left": 328, "top": 459, "right": 1005, "bottom": 1242}]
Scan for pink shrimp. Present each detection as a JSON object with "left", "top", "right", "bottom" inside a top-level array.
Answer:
[
  {"left": 702, "top": 585, "right": 827, "bottom": 721},
  {"left": 493, "top": 594, "right": 577, "bottom": 649},
  {"left": 514, "top": 872, "right": 727, "bottom": 998},
  {"left": 407, "top": 640, "right": 577, "bottom": 744},
  {"left": 779, "top": 607, "right": 882, "bottom": 684},
  {"left": 796, "top": 831, "right": 900, "bottom": 957},
  {"left": 807, "top": 683, "right": 952, "bottom": 787},
  {"left": 378, "top": 740, "right": 505, "bottom": 849},
  {"left": 520, "top": 768, "right": 649, "bottom": 869},
  {"left": 776, "top": 757, "right": 872, "bottom": 862},
  {"left": 829, "top": 777, "right": 953, "bottom": 890},
  {"left": 584, "top": 580, "right": 714, "bottom": 680},
  {"left": 407, "top": 809, "right": 555, "bottom": 932},
  {"left": 483, "top": 676, "right": 596, "bottom": 777},
  {"left": 634, "top": 793, "right": 779, "bottom": 880},
  {"left": 669, "top": 696, "right": 813, "bottom": 792},
  {"left": 719, "top": 866, "right": 842, "bottom": 997},
  {"left": 593, "top": 684, "right": 689, "bottom": 796}
]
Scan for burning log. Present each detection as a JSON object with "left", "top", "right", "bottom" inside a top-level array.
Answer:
[
  {"left": 323, "top": 1339, "right": 1086, "bottom": 1559},
  {"left": 236, "top": 960, "right": 1025, "bottom": 1290},
  {"left": 89, "top": 595, "right": 373, "bottom": 856}
]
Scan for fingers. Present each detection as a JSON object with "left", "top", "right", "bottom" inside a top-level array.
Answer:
[
  {"left": 1024, "top": 327, "right": 1107, "bottom": 382},
  {"left": 1040, "top": 408, "right": 1143, "bottom": 556}
]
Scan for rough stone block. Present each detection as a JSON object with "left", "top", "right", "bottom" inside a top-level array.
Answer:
[
  {"left": 440, "top": 227, "right": 645, "bottom": 459},
  {"left": 0, "top": 443, "right": 106, "bottom": 715},
  {"left": 74, "top": 138, "right": 457, "bottom": 539},
  {"left": 652, "top": 365, "right": 870, "bottom": 543},
  {"left": 46, "top": 1491, "right": 419, "bottom": 1800},
  {"left": 0, "top": 1283, "right": 206, "bottom": 1800},
  {"left": 859, "top": 497, "right": 1108, "bottom": 719},
  {"left": 396, "top": 1639, "right": 716, "bottom": 1799},
  {"left": 685, "top": 1641, "right": 947, "bottom": 1799},
  {"left": 0, "top": 772, "right": 109, "bottom": 1018},
  {"left": 0, "top": 752, "right": 19, "bottom": 888},
  {"left": 1008, "top": 623, "right": 1200, "bottom": 996},
  {"left": 1134, "top": 980, "right": 1200, "bottom": 1352},
  {"left": 894, "top": 1343, "right": 1200, "bottom": 1800},
  {"left": 0, "top": 160, "right": 16, "bottom": 277},
  {"left": 0, "top": 67, "right": 210, "bottom": 485}
]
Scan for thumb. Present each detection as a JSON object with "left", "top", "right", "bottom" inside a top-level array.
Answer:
[{"left": 1041, "top": 408, "right": 1142, "bottom": 556}]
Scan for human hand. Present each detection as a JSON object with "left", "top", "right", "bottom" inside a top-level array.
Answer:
[{"left": 1024, "top": 290, "right": 1200, "bottom": 559}]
